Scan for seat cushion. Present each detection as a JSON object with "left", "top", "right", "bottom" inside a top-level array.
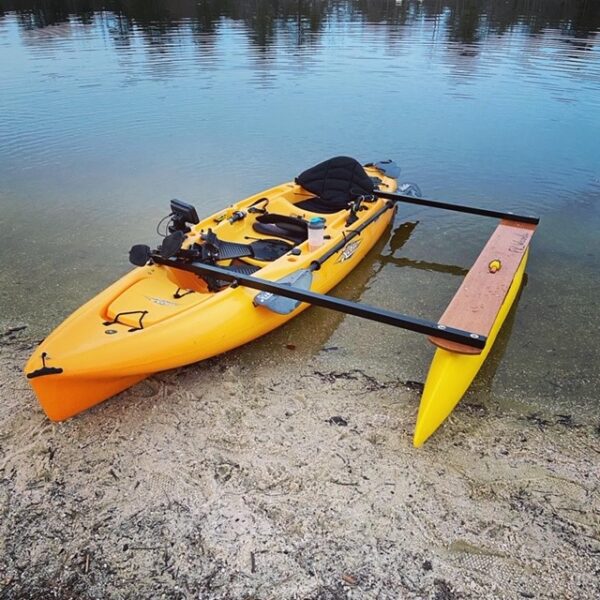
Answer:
[
  {"left": 294, "top": 196, "right": 346, "bottom": 214},
  {"left": 295, "top": 156, "right": 374, "bottom": 211}
]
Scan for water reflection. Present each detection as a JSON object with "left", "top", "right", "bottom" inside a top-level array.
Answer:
[
  {"left": 3, "top": 0, "right": 599, "bottom": 50},
  {"left": 377, "top": 222, "right": 468, "bottom": 276},
  {"left": 3, "top": 0, "right": 598, "bottom": 101}
]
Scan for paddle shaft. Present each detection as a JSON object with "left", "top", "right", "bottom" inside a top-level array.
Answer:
[
  {"left": 375, "top": 190, "right": 540, "bottom": 225},
  {"left": 152, "top": 256, "right": 487, "bottom": 349}
]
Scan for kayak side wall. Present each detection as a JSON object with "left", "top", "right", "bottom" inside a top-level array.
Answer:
[
  {"left": 30, "top": 373, "right": 148, "bottom": 421},
  {"left": 88, "top": 203, "right": 396, "bottom": 375}
]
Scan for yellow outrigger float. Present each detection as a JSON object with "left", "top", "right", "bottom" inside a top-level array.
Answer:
[
  {"left": 413, "top": 221, "right": 535, "bottom": 446},
  {"left": 25, "top": 157, "right": 538, "bottom": 446}
]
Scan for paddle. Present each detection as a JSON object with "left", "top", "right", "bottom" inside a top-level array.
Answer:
[{"left": 151, "top": 254, "right": 487, "bottom": 350}]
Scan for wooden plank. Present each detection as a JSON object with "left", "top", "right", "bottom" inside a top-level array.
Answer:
[{"left": 429, "top": 220, "right": 537, "bottom": 354}]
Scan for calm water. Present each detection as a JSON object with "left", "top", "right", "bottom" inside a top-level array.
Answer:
[{"left": 1, "top": 1, "right": 599, "bottom": 418}]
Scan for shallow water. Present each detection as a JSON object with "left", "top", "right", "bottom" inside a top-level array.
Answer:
[{"left": 1, "top": 0, "right": 599, "bottom": 417}]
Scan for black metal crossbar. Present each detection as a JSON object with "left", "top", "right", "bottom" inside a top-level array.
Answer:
[
  {"left": 375, "top": 190, "right": 540, "bottom": 225},
  {"left": 151, "top": 255, "right": 487, "bottom": 350}
]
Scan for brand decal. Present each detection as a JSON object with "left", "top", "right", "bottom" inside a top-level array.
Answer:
[
  {"left": 256, "top": 292, "right": 274, "bottom": 302},
  {"left": 337, "top": 240, "right": 362, "bottom": 263},
  {"left": 145, "top": 296, "right": 178, "bottom": 307}
]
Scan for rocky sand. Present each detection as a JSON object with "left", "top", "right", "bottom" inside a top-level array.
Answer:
[{"left": 1, "top": 326, "right": 598, "bottom": 599}]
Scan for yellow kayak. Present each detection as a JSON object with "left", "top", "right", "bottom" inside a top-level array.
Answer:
[
  {"left": 24, "top": 155, "right": 538, "bottom": 446},
  {"left": 25, "top": 157, "right": 398, "bottom": 420}
]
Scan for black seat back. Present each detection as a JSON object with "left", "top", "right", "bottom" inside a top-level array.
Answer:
[{"left": 295, "top": 156, "right": 374, "bottom": 212}]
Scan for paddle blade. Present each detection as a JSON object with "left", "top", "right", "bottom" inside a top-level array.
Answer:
[{"left": 253, "top": 270, "right": 313, "bottom": 315}]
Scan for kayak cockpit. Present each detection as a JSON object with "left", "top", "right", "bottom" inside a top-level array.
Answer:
[{"left": 108, "top": 158, "right": 393, "bottom": 332}]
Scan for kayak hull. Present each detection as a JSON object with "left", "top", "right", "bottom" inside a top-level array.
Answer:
[
  {"left": 28, "top": 373, "right": 147, "bottom": 421},
  {"left": 25, "top": 166, "right": 397, "bottom": 420}
]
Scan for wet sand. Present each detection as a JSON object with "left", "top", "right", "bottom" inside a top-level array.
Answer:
[{"left": 1, "top": 325, "right": 598, "bottom": 599}]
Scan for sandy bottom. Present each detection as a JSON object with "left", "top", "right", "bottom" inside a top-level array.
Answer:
[{"left": 1, "top": 326, "right": 598, "bottom": 600}]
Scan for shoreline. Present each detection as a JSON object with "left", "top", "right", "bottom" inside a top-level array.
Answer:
[{"left": 1, "top": 327, "right": 598, "bottom": 599}]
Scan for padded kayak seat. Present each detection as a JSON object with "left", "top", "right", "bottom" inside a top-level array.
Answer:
[
  {"left": 294, "top": 196, "right": 345, "bottom": 214},
  {"left": 294, "top": 155, "right": 374, "bottom": 213}
]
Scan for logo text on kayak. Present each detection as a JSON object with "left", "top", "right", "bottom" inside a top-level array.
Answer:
[
  {"left": 145, "top": 296, "right": 178, "bottom": 307},
  {"left": 337, "top": 240, "right": 362, "bottom": 263}
]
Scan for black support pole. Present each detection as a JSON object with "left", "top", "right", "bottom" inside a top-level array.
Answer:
[
  {"left": 375, "top": 190, "right": 540, "bottom": 225},
  {"left": 152, "top": 256, "right": 487, "bottom": 350}
]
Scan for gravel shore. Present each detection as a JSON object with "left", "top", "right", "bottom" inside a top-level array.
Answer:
[{"left": 1, "top": 327, "right": 598, "bottom": 599}]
